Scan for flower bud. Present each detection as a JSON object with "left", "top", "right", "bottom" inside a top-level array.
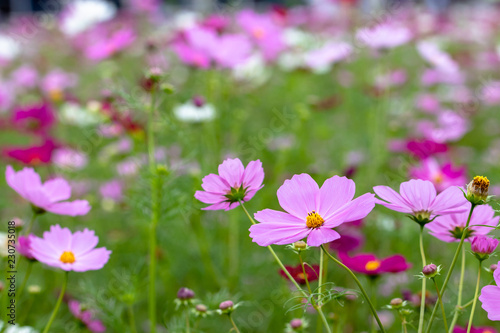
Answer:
[
  {"left": 160, "top": 83, "right": 175, "bottom": 94},
  {"left": 193, "top": 96, "right": 205, "bottom": 108},
  {"left": 293, "top": 241, "right": 307, "bottom": 250},
  {"left": 466, "top": 176, "right": 490, "bottom": 204},
  {"left": 177, "top": 287, "right": 195, "bottom": 300},
  {"left": 219, "top": 300, "right": 234, "bottom": 311},
  {"left": 28, "top": 285, "right": 42, "bottom": 294},
  {"left": 490, "top": 264, "right": 498, "bottom": 272},
  {"left": 290, "top": 318, "right": 303, "bottom": 329},
  {"left": 195, "top": 304, "right": 207, "bottom": 313},
  {"left": 471, "top": 236, "right": 499, "bottom": 261},
  {"left": 422, "top": 264, "right": 438, "bottom": 278},
  {"left": 390, "top": 298, "right": 403, "bottom": 308}
]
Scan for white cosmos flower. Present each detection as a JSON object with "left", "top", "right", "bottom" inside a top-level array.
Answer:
[
  {"left": 0, "top": 35, "right": 20, "bottom": 61},
  {"left": 173, "top": 100, "right": 216, "bottom": 123},
  {"left": 60, "top": 0, "right": 116, "bottom": 36}
]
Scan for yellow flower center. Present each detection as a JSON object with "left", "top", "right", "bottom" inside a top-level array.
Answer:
[
  {"left": 365, "top": 260, "right": 381, "bottom": 271},
  {"left": 297, "top": 272, "right": 306, "bottom": 280},
  {"left": 252, "top": 27, "right": 266, "bottom": 39},
  {"left": 49, "top": 89, "right": 63, "bottom": 102},
  {"left": 433, "top": 173, "right": 443, "bottom": 184},
  {"left": 473, "top": 175, "right": 489, "bottom": 192},
  {"left": 306, "top": 211, "right": 325, "bottom": 229},
  {"left": 60, "top": 251, "right": 76, "bottom": 264}
]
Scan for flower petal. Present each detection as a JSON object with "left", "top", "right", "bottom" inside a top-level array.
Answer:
[
  {"left": 242, "top": 159, "right": 264, "bottom": 190},
  {"left": 277, "top": 174, "right": 319, "bottom": 219},
  {"left": 318, "top": 176, "right": 355, "bottom": 219},
  {"left": 218, "top": 158, "right": 245, "bottom": 188},
  {"left": 70, "top": 229, "right": 99, "bottom": 256},
  {"left": 71, "top": 247, "right": 111, "bottom": 272},
  {"left": 249, "top": 223, "right": 310, "bottom": 246},
  {"left": 479, "top": 285, "right": 500, "bottom": 321},
  {"left": 325, "top": 193, "right": 375, "bottom": 227},
  {"left": 400, "top": 179, "right": 436, "bottom": 212},
  {"left": 254, "top": 209, "right": 304, "bottom": 224},
  {"left": 45, "top": 200, "right": 91, "bottom": 216},
  {"left": 429, "top": 186, "right": 468, "bottom": 215},
  {"left": 200, "top": 173, "right": 230, "bottom": 194},
  {"left": 42, "top": 178, "right": 71, "bottom": 203},
  {"left": 380, "top": 255, "right": 411, "bottom": 273},
  {"left": 373, "top": 185, "right": 413, "bottom": 213},
  {"left": 306, "top": 228, "right": 340, "bottom": 247}
]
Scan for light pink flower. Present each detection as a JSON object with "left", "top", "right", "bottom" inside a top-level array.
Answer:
[
  {"left": 471, "top": 235, "right": 499, "bottom": 255},
  {"left": 479, "top": 261, "right": 500, "bottom": 320},
  {"left": 374, "top": 179, "right": 468, "bottom": 221},
  {"left": 99, "top": 180, "right": 123, "bottom": 202},
  {"left": 356, "top": 22, "right": 412, "bottom": 50},
  {"left": 69, "top": 300, "right": 106, "bottom": 332},
  {"left": 426, "top": 203, "right": 499, "bottom": 243},
  {"left": 417, "top": 110, "right": 469, "bottom": 143},
  {"left": 17, "top": 235, "right": 35, "bottom": 260},
  {"left": 249, "top": 174, "right": 375, "bottom": 247},
  {"left": 52, "top": 148, "right": 88, "bottom": 170},
  {"left": 417, "top": 41, "right": 459, "bottom": 73},
  {"left": 409, "top": 158, "right": 467, "bottom": 193},
  {"left": 304, "top": 42, "right": 352, "bottom": 73},
  {"left": 481, "top": 81, "right": 500, "bottom": 106},
  {"left": 6, "top": 165, "right": 91, "bottom": 216},
  {"left": 195, "top": 158, "right": 264, "bottom": 210},
  {"left": 31, "top": 225, "right": 110, "bottom": 272},
  {"left": 85, "top": 28, "right": 136, "bottom": 61}
]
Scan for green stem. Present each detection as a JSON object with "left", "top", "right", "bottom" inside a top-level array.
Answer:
[
  {"left": 418, "top": 227, "right": 427, "bottom": 333},
  {"left": 466, "top": 261, "right": 482, "bottom": 333},
  {"left": 228, "top": 314, "right": 241, "bottom": 333},
  {"left": 432, "top": 278, "right": 449, "bottom": 333},
  {"left": 17, "top": 261, "right": 33, "bottom": 299},
  {"left": 449, "top": 246, "right": 466, "bottom": 333},
  {"left": 42, "top": 272, "right": 68, "bottom": 333},
  {"left": 148, "top": 87, "right": 159, "bottom": 333},
  {"left": 461, "top": 299, "right": 474, "bottom": 309},
  {"left": 185, "top": 309, "right": 191, "bottom": 333},
  {"left": 299, "top": 253, "right": 313, "bottom": 295},
  {"left": 321, "top": 245, "right": 386, "bottom": 333},
  {"left": 425, "top": 204, "right": 476, "bottom": 333},
  {"left": 24, "top": 212, "right": 37, "bottom": 235},
  {"left": 128, "top": 305, "right": 137, "bottom": 333},
  {"left": 239, "top": 201, "right": 332, "bottom": 333}
]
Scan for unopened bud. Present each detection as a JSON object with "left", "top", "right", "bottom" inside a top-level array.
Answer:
[
  {"left": 422, "top": 264, "right": 438, "bottom": 278},
  {"left": 195, "top": 304, "right": 207, "bottom": 313},
  {"left": 390, "top": 298, "right": 403, "bottom": 308},
  {"left": 466, "top": 176, "right": 490, "bottom": 204},
  {"left": 290, "top": 318, "right": 303, "bottom": 329},
  {"left": 177, "top": 287, "right": 195, "bottom": 300},
  {"left": 219, "top": 300, "right": 234, "bottom": 311},
  {"left": 293, "top": 241, "right": 307, "bottom": 250},
  {"left": 491, "top": 264, "right": 498, "bottom": 272}
]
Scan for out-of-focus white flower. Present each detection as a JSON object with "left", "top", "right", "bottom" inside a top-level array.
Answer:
[
  {"left": 0, "top": 233, "right": 7, "bottom": 257},
  {"left": 52, "top": 148, "right": 88, "bottom": 170},
  {"left": 232, "top": 53, "right": 270, "bottom": 86},
  {"left": 60, "top": 102, "right": 102, "bottom": 126},
  {"left": 0, "top": 321, "right": 38, "bottom": 333},
  {"left": 357, "top": 22, "right": 412, "bottom": 50},
  {"left": 172, "top": 11, "right": 200, "bottom": 30},
  {"left": 0, "top": 35, "right": 20, "bottom": 61},
  {"left": 60, "top": 0, "right": 116, "bottom": 36},
  {"left": 173, "top": 97, "right": 216, "bottom": 123}
]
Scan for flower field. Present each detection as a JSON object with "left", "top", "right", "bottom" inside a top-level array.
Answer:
[{"left": 1, "top": 1, "right": 500, "bottom": 332}]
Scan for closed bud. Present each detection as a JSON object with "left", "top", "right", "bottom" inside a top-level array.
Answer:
[
  {"left": 466, "top": 176, "right": 490, "bottom": 205},
  {"left": 195, "top": 304, "right": 207, "bottom": 313},
  {"left": 177, "top": 287, "right": 195, "bottom": 300},
  {"left": 471, "top": 236, "right": 499, "bottom": 261},
  {"left": 422, "top": 264, "right": 438, "bottom": 278},
  {"left": 490, "top": 264, "right": 498, "bottom": 272},
  {"left": 390, "top": 298, "right": 403, "bottom": 308},
  {"left": 293, "top": 241, "right": 307, "bottom": 250},
  {"left": 219, "top": 300, "right": 234, "bottom": 311},
  {"left": 290, "top": 318, "right": 303, "bottom": 329}
]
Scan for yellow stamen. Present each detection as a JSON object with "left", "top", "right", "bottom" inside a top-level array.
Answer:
[
  {"left": 252, "top": 27, "right": 266, "bottom": 39},
  {"left": 306, "top": 211, "right": 325, "bottom": 229},
  {"left": 365, "top": 260, "right": 381, "bottom": 271},
  {"left": 60, "top": 251, "right": 76, "bottom": 264},
  {"left": 433, "top": 173, "right": 443, "bottom": 184},
  {"left": 473, "top": 176, "right": 489, "bottom": 191}
]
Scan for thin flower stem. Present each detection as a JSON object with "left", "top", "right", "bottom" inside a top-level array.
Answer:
[
  {"left": 238, "top": 201, "right": 332, "bottom": 333},
  {"left": 229, "top": 314, "right": 241, "bottom": 333},
  {"left": 418, "top": 227, "right": 427, "bottom": 333},
  {"left": 185, "top": 309, "right": 191, "bottom": 333},
  {"left": 425, "top": 204, "right": 476, "bottom": 333},
  {"left": 128, "top": 305, "right": 138, "bottom": 333},
  {"left": 432, "top": 278, "right": 449, "bottom": 332},
  {"left": 42, "top": 272, "right": 68, "bottom": 333},
  {"left": 398, "top": 312, "right": 408, "bottom": 333},
  {"left": 147, "top": 87, "right": 159, "bottom": 333},
  {"left": 449, "top": 246, "right": 466, "bottom": 333},
  {"left": 461, "top": 299, "right": 474, "bottom": 309},
  {"left": 299, "top": 253, "right": 313, "bottom": 295},
  {"left": 466, "top": 261, "right": 482, "bottom": 333},
  {"left": 24, "top": 211, "right": 37, "bottom": 235},
  {"left": 319, "top": 249, "right": 324, "bottom": 297},
  {"left": 17, "top": 261, "right": 33, "bottom": 299},
  {"left": 321, "top": 245, "right": 386, "bottom": 333}
]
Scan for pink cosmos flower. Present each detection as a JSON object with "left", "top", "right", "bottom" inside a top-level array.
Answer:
[
  {"left": 249, "top": 174, "right": 375, "bottom": 247},
  {"left": 417, "top": 41, "right": 459, "bottom": 73},
  {"left": 406, "top": 139, "right": 448, "bottom": 159},
  {"left": 6, "top": 165, "right": 91, "bottom": 216},
  {"left": 99, "top": 180, "right": 123, "bottom": 202},
  {"left": 479, "top": 262, "right": 500, "bottom": 321},
  {"left": 426, "top": 203, "right": 499, "bottom": 243},
  {"left": 374, "top": 179, "right": 468, "bottom": 224},
  {"left": 52, "top": 147, "right": 88, "bottom": 170},
  {"left": 481, "top": 81, "right": 500, "bottom": 106},
  {"left": 41, "top": 69, "right": 78, "bottom": 100},
  {"left": 417, "top": 110, "right": 469, "bottom": 143},
  {"left": 85, "top": 28, "right": 136, "bottom": 61},
  {"left": 17, "top": 235, "right": 35, "bottom": 260},
  {"left": 304, "top": 42, "right": 352, "bottom": 73},
  {"left": 280, "top": 264, "right": 320, "bottom": 285},
  {"left": 69, "top": 300, "right": 106, "bottom": 332},
  {"left": 471, "top": 236, "right": 499, "bottom": 256},
  {"left": 338, "top": 252, "right": 411, "bottom": 276},
  {"left": 409, "top": 158, "right": 467, "bottom": 193},
  {"left": 11, "top": 65, "right": 38, "bottom": 89},
  {"left": 3, "top": 138, "right": 58, "bottom": 165},
  {"left": 454, "top": 325, "right": 497, "bottom": 333},
  {"left": 195, "top": 158, "right": 264, "bottom": 210},
  {"left": 11, "top": 102, "right": 55, "bottom": 133},
  {"left": 31, "top": 225, "right": 110, "bottom": 271},
  {"left": 415, "top": 94, "right": 441, "bottom": 114},
  {"left": 356, "top": 22, "right": 412, "bottom": 50}
]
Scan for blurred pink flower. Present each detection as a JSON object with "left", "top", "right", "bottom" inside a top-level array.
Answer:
[
  {"left": 195, "top": 158, "right": 264, "bottom": 210},
  {"left": 421, "top": 68, "right": 465, "bottom": 86},
  {"left": 415, "top": 94, "right": 441, "bottom": 113},
  {"left": 329, "top": 226, "right": 364, "bottom": 253},
  {"left": 41, "top": 69, "right": 78, "bottom": 100},
  {"left": 31, "top": 225, "right": 110, "bottom": 272},
  {"left": 304, "top": 42, "right": 352, "bottom": 73},
  {"left": 374, "top": 179, "right": 468, "bottom": 221},
  {"left": 409, "top": 158, "right": 467, "bottom": 192},
  {"left": 356, "top": 22, "right": 412, "bottom": 49},
  {"left": 417, "top": 41, "right": 459, "bottom": 73},
  {"left": 11, "top": 102, "right": 55, "bottom": 133},
  {"left": 17, "top": 235, "right": 35, "bottom": 260},
  {"left": 479, "top": 261, "right": 500, "bottom": 320},
  {"left": 85, "top": 28, "right": 136, "bottom": 61},
  {"left": 3, "top": 138, "right": 58, "bottom": 165},
  {"left": 426, "top": 203, "right": 499, "bottom": 243},
  {"left": 52, "top": 147, "right": 88, "bottom": 170},
  {"left": 6, "top": 165, "right": 91, "bottom": 216},
  {"left": 69, "top": 300, "right": 106, "bottom": 332},
  {"left": 417, "top": 110, "right": 469, "bottom": 143},
  {"left": 11, "top": 65, "right": 39, "bottom": 89},
  {"left": 99, "top": 180, "right": 123, "bottom": 202},
  {"left": 338, "top": 252, "right": 411, "bottom": 276},
  {"left": 481, "top": 81, "right": 500, "bottom": 106},
  {"left": 249, "top": 175, "right": 375, "bottom": 247},
  {"left": 453, "top": 325, "right": 497, "bottom": 333}
]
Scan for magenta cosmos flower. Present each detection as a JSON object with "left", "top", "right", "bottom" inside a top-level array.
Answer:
[
  {"left": 17, "top": 235, "right": 35, "bottom": 260},
  {"left": 409, "top": 158, "right": 467, "bottom": 193},
  {"left": 454, "top": 325, "right": 497, "bottom": 333},
  {"left": 6, "top": 165, "right": 91, "bottom": 216},
  {"left": 195, "top": 158, "right": 264, "bottom": 210},
  {"left": 31, "top": 225, "right": 110, "bottom": 272},
  {"left": 374, "top": 179, "right": 467, "bottom": 225},
  {"left": 338, "top": 252, "right": 411, "bottom": 276},
  {"left": 479, "top": 262, "right": 500, "bottom": 321},
  {"left": 426, "top": 203, "right": 499, "bottom": 243},
  {"left": 69, "top": 300, "right": 106, "bottom": 332},
  {"left": 249, "top": 174, "right": 375, "bottom": 247},
  {"left": 471, "top": 235, "right": 499, "bottom": 256}
]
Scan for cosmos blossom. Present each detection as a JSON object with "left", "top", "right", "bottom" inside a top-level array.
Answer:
[
  {"left": 68, "top": 300, "right": 106, "bottom": 332},
  {"left": 249, "top": 174, "right": 375, "bottom": 247},
  {"left": 453, "top": 325, "right": 498, "bottom": 333},
  {"left": 338, "top": 252, "right": 411, "bottom": 276},
  {"left": 17, "top": 235, "right": 35, "bottom": 260},
  {"left": 30, "top": 225, "right": 110, "bottom": 272},
  {"left": 3, "top": 138, "right": 58, "bottom": 165},
  {"left": 11, "top": 102, "right": 55, "bottom": 133},
  {"left": 426, "top": 203, "right": 499, "bottom": 243},
  {"left": 409, "top": 158, "right": 467, "bottom": 193},
  {"left": 6, "top": 165, "right": 91, "bottom": 216},
  {"left": 195, "top": 158, "right": 264, "bottom": 210},
  {"left": 373, "top": 179, "right": 468, "bottom": 223},
  {"left": 479, "top": 262, "right": 500, "bottom": 321},
  {"left": 280, "top": 264, "right": 320, "bottom": 285}
]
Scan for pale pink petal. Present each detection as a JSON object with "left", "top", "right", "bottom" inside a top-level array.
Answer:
[
  {"left": 194, "top": 191, "right": 223, "bottom": 204},
  {"left": 6, "top": 165, "right": 43, "bottom": 201},
  {"left": 479, "top": 285, "right": 500, "bottom": 321},
  {"left": 72, "top": 248, "right": 111, "bottom": 272},
  {"left": 325, "top": 193, "right": 375, "bottom": 227},
  {"left": 254, "top": 209, "right": 304, "bottom": 224},
  {"left": 71, "top": 229, "right": 99, "bottom": 256},
  {"left": 200, "top": 173, "right": 230, "bottom": 194},
  {"left": 429, "top": 186, "right": 468, "bottom": 215},
  {"left": 400, "top": 179, "right": 436, "bottom": 211},
  {"left": 45, "top": 200, "right": 91, "bottom": 216},
  {"left": 202, "top": 201, "right": 233, "bottom": 211},
  {"left": 242, "top": 159, "right": 264, "bottom": 190},
  {"left": 373, "top": 185, "right": 413, "bottom": 213},
  {"left": 307, "top": 228, "right": 340, "bottom": 247},
  {"left": 277, "top": 174, "right": 319, "bottom": 219},
  {"left": 249, "top": 223, "right": 310, "bottom": 246},
  {"left": 494, "top": 264, "right": 500, "bottom": 287},
  {"left": 218, "top": 158, "right": 245, "bottom": 188},
  {"left": 318, "top": 176, "right": 355, "bottom": 219},
  {"left": 43, "top": 225, "right": 72, "bottom": 252},
  {"left": 42, "top": 178, "right": 71, "bottom": 203}
]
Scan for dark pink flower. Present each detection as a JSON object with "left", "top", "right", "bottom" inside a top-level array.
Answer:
[
  {"left": 454, "top": 325, "right": 497, "bottom": 333},
  {"left": 409, "top": 158, "right": 467, "bottom": 193},
  {"left": 6, "top": 165, "right": 91, "bottom": 216},
  {"left": 406, "top": 139, "right": 448, "bottom": 159},
  {"left": 3, "top": 138, "right": 58, "bottom": 165},
  {"left": 195, "top": 158, "right": 264, "bottom": 210},
  {"left": 17, "top": 235, "right": 35, "bottom": 260},
  {"left": 329, "top": 226, "right": 364, "bottom": 253},
  {"left": 11, "top": 103, "right": 55, "bottom": 133},
  {"left": 471, "top": 236, "right": 499, "bottom": 256},
  {"left": 249, "top": 175, "right": 375, "bottom": 247},
  {"left": 69, "top": 299, "right": 106, "bottom": 332},
  {"left": 339, "top": 252, "right": 411, "bottom": 276},
  {"left": 280, "top": 264, "right": 320, "bottom": 285}
]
